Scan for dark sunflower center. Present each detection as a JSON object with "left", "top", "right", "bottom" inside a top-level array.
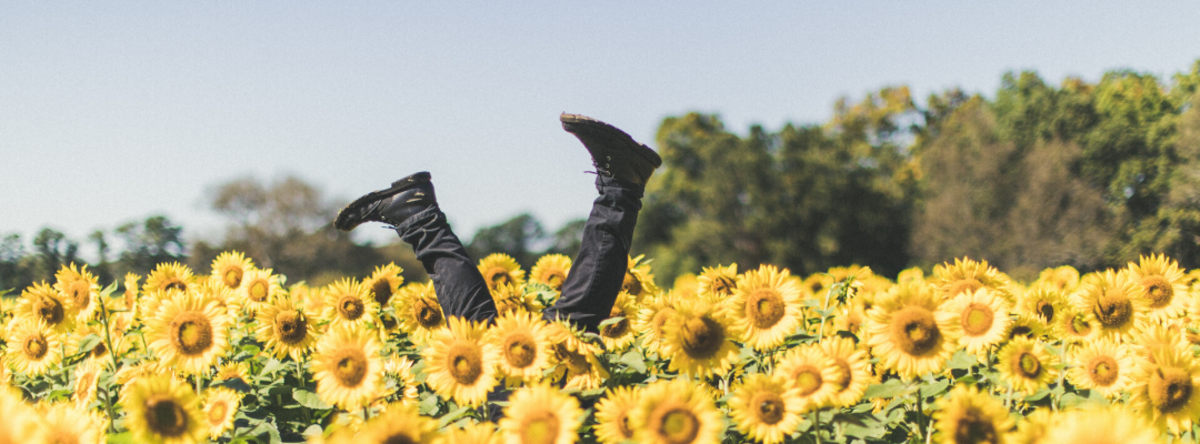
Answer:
[
  {"left": 1036, "top": 301, "right": 1055, "bottom": 322},
  {"left": 34, "top": 295, "right": 65, "bottom": 326},
  {"left": 332, "top": 347, "right": 368, "bottom": 387},
  {"left": 651, "top": 309, "right": 677, "bottom": 336},
  {"left": 503, "top": 333, "right": 538, "bottom": 368},
  {"left": 680, "top": 317, "right": 725, "bottom": 359},
  {"left": 207, "top": 401, "right": 228, "bottom": 426},
  {"left": 1014, "top": 351, "right": 1041, "bottom": 378},
  {"left": 1089, "top": 356, "right": 1119, "bottom": 386},
  {"left": 946, "top": 278, "right": 983, "bottom": 298},
  {"left": 1150, "top": 367, "right": 1193, "bottom": 413},
  {"left": 447, "top": 343, "right": 483, "bottom": 385},
  {"left": 486, "top": 268, "right": 512, "bottom": 287},
  {"left": 953, "top": 408, "right": 999, "bottom": 444},
  {"left": 222, "top": 266, "right": 243, "bottom": 289},
  {"left": 1094, "top": 294, "right": 1133, "bottom": 327},
  {"left": 656, "top": 407, "right": 700, "bottom": 444},
  {"left": 247, "top": 280, "right": 268, "bottom": 302},
  {"left": 274, "top": 310, "right": 308, "bottom": 344},
  {"left": 520, "top": 412, "right": 561, "bottom": 444},
  {"left": 145, "top": 396, "right": 189, "bottom": 437},
  {"left": 337, "top": 295, "right": 365, "bottom": 321},
  {"left": 91, "top": 340, "right": 108, "bottom": 359},
  {"left": 751, "top": 392, "right": 786, "bottom": 425},
  {"left": 69, "top": 281, "right": 91, "bottom": 309},
  {"left": 711, "top": 276, "right": 735, "bottom": 296},
  {"left": 165, "top": 280, "right": 187, "bottom": 293},
  {"left": 890, "top": 306, "right": 940, "bottom": 355},
  {"left": 372, "top": 279, "right": 393, "bottom": 306},
  {"left": 382, "top": 436, "right": 418, "bottom": 444},
  {"left": 169, "top": 311, "right": 214, "bottom": 355},
  {"left": 545, "top": 271, "right": 566, "bottom": 290},
  {"left": 1140, "top": 276, "right": 1173, "bottom": 308},
  {"left": 1069, "top": 314, "right": 1092, "bottom": 336},
  {"left": 794, "top": 365, "right": 824, "bottom": 396},
  {"left": 600, "top": 307, "right": 630, "bottom": 338},
  {"left": 746, "top": 289, "right": 786, "bottom": 329},
  {"left": 381, "top": 313, "right": 399, "bottom": 330},
  {"left": 23, "top": 334, "right": 48, "bottom": 359},
  {"left": 622, "top": 272, "right": 643, "bottom": 296},
  {"left": 832, "top": 358, "right": 852, "bottom": 391},
  {"left": 616, "top": 411, "right": 634, "bottom": 438},
  {"left": 413, "top": 297, "right": 443, "bottom": 328},
  {"left": 961, "top": 303, "right": 994, "bottom": 336}
]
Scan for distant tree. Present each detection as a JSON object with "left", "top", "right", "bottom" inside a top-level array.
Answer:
[
  {"left": 0, "top": 233, "right": 34, "bottom": 292},
  {"left": 114, "top": 215, "right": 187, "bottom": 277},
  {"left": 31, "top": 228, "right": 80, "bottom": 281},
  {"left": 466, "top": 213, "right": 546, "bottom": 269}
]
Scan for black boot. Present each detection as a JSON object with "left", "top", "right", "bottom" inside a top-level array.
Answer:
[
  {"left": 560, "top": 113, "right": 663, "bottom": 187},
  {"left": 334, "top": 171, "right": 436, "bottom": 231}
]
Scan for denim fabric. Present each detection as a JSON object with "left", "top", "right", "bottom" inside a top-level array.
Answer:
[{"left": 395, "top": 206, "right": 499, "bottom": 323}]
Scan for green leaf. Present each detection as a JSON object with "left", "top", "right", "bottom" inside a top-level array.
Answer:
[
  {"left": 419, "top": 394, "right": 440, "bottom": 416},
  {"left": 76, "top": 334, "right": 103, "bottom": 355},
  {"left": 863, "top": 379, "right": 908, "bottom": 400},
  {"left": 1023, "top": 388, "right": 1051, "bottom": 402},
  {"left": 211, "top": 378, "right": 253, "bottom": 393},
  {"left": 619, "top": 350, "right": 647, "bottom": 373},
  {"left": 947, "top": 350, "right": 978, "bottom": 370},
  {"left": 438, "top": 405, "right": 471, "bottom": 428},
  {"left": 1059, "top": 392, "right": 1086, "bottom": 408},
  {"left": 598, "top": 317, "right": 625, "bottom": 328},
  {"left": 293, "top": 390, "right": 332, "bottom": 410},
  {"left": 106, "top": 432, "right": 134, "bottom": 444},
  {"left": 920, "top": 379, "right": 951, "bottom": 398},
  {"left": 260, "top": 358, "right": 286, "bottom": 376}
]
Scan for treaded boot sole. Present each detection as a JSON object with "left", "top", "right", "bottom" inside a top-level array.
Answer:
[
  {"left": 560, "top": 113, "right": 663, "bottom": 167},
  {"left": 334, "top": 171, "right": 432, "bottom": 231}
]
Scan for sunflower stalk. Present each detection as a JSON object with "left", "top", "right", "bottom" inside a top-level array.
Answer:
[{"left": 97, "top": 299, "right": 122, "bottom": 432}]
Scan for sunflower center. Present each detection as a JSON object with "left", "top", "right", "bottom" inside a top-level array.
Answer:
[
  {"left": 91, "top": 340, "right": 108, "bottom": 359},
  {"left": 655, "top": 407, "right": 700, "bottom": 444},
  {"left": 953, "top": 408, "right": 999, "bottom": 444},
  {"left": 381, "top": 313, "right": 398, "bottom": 330},
  {"left": 486, "top": 267, "right": 512, "bottom": 287},
  {"left": 746, "top": 289, "right": 786, "bottom": 329},
  {"left": 243, "top": 280, "right": 267, "bottom": 303},
  {"left": 1014, "top": 351, "right": 1041, "bottom": 378},
  {"left": 413, "top": 298, "right": 444, "bottom": 328},
  {"left": 890, "top": 306, "right": 940, "bottom": 355},
  {"left": 1088, "top": 356, "right": 1119, "bottom": 386},
  {"left": 169, "top": 311, "right": 214, "bottom": 355},
  {"left": 794, "top": 365, "right": 824, "bottom": 396},
  {"left": 1068, "top": 314, "right": 1092, "bottom": 336},
  {"left": 520, "top": 412, "right": 561, "bottom": 444},
  {"left": 1149, "top": 367, "right": 1194, "bottom": 413},
  {"left": 545, "top": 271, "right": 566, "bottom": 290},
  {"left": 961, "top": 303, "right": 994, "bottom": 336},
  {"left": 831, "top": 358, "right": 852, "bottom": 391},
  {"left": 751, "top": 392, "right": 786, "bottom": 425},
  {"left": 711, "top": 276, "right": 735, "bottom": 296},
  {"left": 371, "top": 279, "right": 394, "bottom": 306},
  {"left": 946, "top": 278, "right": 983, "bottom": 298},
  {"left": 651, "top": 308, "right": 677, "bottom": 336},
  {"left": 34, "top": 295, "right": 65, "bottom": 326},
  {"left": 616, "top": 411, "right": 634, "bottom": 438},
  {"left": 221, "top": 266, "right": 243, "bottom": 289},
  {"left": 69, "top": 281, "right": 91, "bottom": 309},
  {"left": 447, "top": 343, "right": 484, "bottom": 385},
  {"left": 1093, "top": 294, "right": 1132, "bottom": 327},
  {"left": 680, "top": 317, "right": 725, "bottom": 359},
  {"left": 145, "top": 396, "right": 189, "bottom": 437},
  {"left": 503, "top": 333, "right": 538, "bottom": 368},
  {"left": 165, "top": 279, "right": 187, "bottom": 293},
  {"left": 331, "top": 347, "right": 369, "bottom": 387},
  {"left": 274, "top": 310, "right": 308, "bottom": 344},
  {"left": 207, "top": 401, "right": 228, "bottom": 426},
  {"left": 337, "top": 295, "right": 366, "bottom": 321},
  {"left": 1036, "top": 301, "right": 1055, "bottom": 322},
  {"left": 22, "top": 333, "right": 48, "bottom": 359},
  {"left": 1140, "top": 276, "right": 1173, "bottom": 308},
  {"left": 382, "top": 436, "right": 417, "bottom": 444},
  {"left": 623, "top": 272, "right": 643, "bottom": 296},
  {"left": 601, "top": 307, "right": 630, "bottom": 338}
]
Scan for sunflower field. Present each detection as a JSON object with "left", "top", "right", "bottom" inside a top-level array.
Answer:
[{"left": 2, "top": 250, "right": 1200, "bottom": 444}]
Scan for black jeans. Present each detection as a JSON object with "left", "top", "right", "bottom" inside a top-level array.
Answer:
[{"left": 394, "top": 174, "right": 644, "bottom": 332}]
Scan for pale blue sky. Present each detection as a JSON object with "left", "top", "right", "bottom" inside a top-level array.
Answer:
[{"left": 3, "top": 2, "right": 1200, "bottom": 256}]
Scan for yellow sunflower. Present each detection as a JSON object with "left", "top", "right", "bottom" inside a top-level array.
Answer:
[
  {"left": 723, "top": 264, "right": 802, "bottom": 351},
  {"left": 1132, "top": 323, "right": 1188, "bottom": 365},
  {"left": 393, "top": 282, "right": 447, "bottom": 342},
  {"left": 932, "top": 257, "right": 1015, "bottom": 303},
  {"left": 818, "top": 336, "right": 875, "bottom": 408},
  {"left": 1066, "top": 337, "right": 1133, "bottom": 399},
  {"left": 499, "top": 384, "right": 583, "bottom": 444},
  {"left": 6, "top": 319, "right": 62, "bottom": 376},
  {"left": 485, "top": 310, "right": 554, "bottom": 386},
  {"left": 478, "top": 253, "right": 526, "bottom": 290},
  {"left": 146, "top": 290, "right": 230, "bottom": 375},
  {"left": 321, "top": 278, "right": 380, "bottom": 330},
  {"left": 341, "top": 402, "right": 439, "bottom": 444},
  {"left": 622, "top": 254, "right": 660, "bottom": 302},
  {"left": 1044, "top": 407, "right": 1161, "bottom": 444},
  {"left": 1072, "top": 269, "right": 1146, "bottom": 341},
  {"left": 0, "top": 389, "right": 40, "bottom": 442},
  {"left": 14, "top": 281, "right": 74, "bottom": 334},
  {"left": 547, "top": 322, "right": 609, "bottom": 391},
  {"left": 1034, "top": 264, "right": 1080, "bottom": 293},
  {"left": 932, "top": 385, "right": 1014, "bottom": 444},
  {"left": 492, "top": 282, "right": 544, "bottom": 316},
  {"left": 630, "top": 379, "right": 723, "bottom": 444},
  {"left": 1129, "top": 347, "right": 1200, "bottom": 435},
  {"left": 365, "top": 263, "right": 405, "bottom": 307},
  {"left": 202, "top": 387, "right": 241, "bottom": 440},
  {"left": 53, "top": 263, "right": 99, "bottom": 322},
  {"left": 213, "top": 362, "right": 250, "bottom": 387},
  {"left": 831, "top": 301, "right": 869, "bottom": 341},
  {"left": 1128, "top": 253, "right": 1189, "bottom": 321},
  {"left": 660, "top": 300, "right": 740, "bottom": 378},
  {"left": 673, "top": 273, "right": 700, "bottom": 300},
  {"left": 530, "top": 254, "right": 572, "bottom": 291},
  {"left": 254, "top": 294, "right": 317, "bottom": 361},
  {"left": 1012, "top": 408, "right": 1056, "bottom": 444},
  {"left": 594, "top": 386, "right": 641, "bottom": 444},
  {"left": 73, "top": 358, "right": 101, "bottom": 405},
  {"left": 209, "top": 251, "right": 254, "bottom": 291},
  {"left": 727, "top": 373, "right": 803, "bottom": 444},
  {"left": 598, "top": 292, "right": 638, "bottom": 352},
  {"left": 422, "top": 317, "right": 497, "bottom": 407},
  {"left": 635, "top": 291, "right": 681, "bottom": 356},
  {"left": 121, "top": 374, "right": 206, "bottom": 444},
  {"left": 143, "top": 262, "right": 196, "bottom": 295},
  {"left": 440, "top": 421, "right": 500, "bottom": 444},
  {"left": 697, "top": 263, "right": 739, "bottom": 307},
  {"left": 313, "top": 325, "right": 383, "bottom": 410},
  {"left": 382, "top": 356, "right": 420, "bottom": 402},
  {"left": 864, "top": 282, "right": 960, "bottom": 380},
  {"left": 39, "top": 401, "right": 104, "bottom": 444},
  {"left": 774, "top": 344, "right": 841, "bottom": 411},
  {"left": 1017, "top": 284, "right": 1064, "bottom": 326},
  {"left": 944, "top": 288, "right": 1012, "bottom": 357},
  {"left": 237, "top": 268, "right": 281, "bottom": 314},
  {"left": 996, "top": 336, "right": 1059, "bottom": 396}
]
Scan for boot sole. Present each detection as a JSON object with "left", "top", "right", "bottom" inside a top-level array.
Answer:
[
  {"left": 560, "top": 113, "right": 663, "bottom": 168},
  {"left": 334, "top": 171, "right": 432, "bottom": 231}
]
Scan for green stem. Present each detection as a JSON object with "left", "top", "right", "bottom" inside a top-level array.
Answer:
[
  {"left": 916, "top": 386, "right": 924, "bottom": 442},
  {"left": 296, "top": 358, "right": 311, "bottom": 424},
  {"left": 97, "top": 301, "right": 121, "bottom": 433},
  {"left": 814, "top": 408, "right": 822, "bottom": 444}
]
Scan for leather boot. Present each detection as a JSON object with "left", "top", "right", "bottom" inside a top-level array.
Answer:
[
  {"left": 560, "top": 113, "right": 662, "bottom": 187},
  {"left": 334, "top": 171, "right": 436, "bottom": 231}
]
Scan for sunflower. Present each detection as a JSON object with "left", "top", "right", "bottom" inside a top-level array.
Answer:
[
  {"left": 14, "top": 281, "right": 74, "bottom": 334},
  {"left": 630, "top": 379, "right": 723, "bottom": 444},
  {"left": 723, "top": 265, "right": 802, "bottom": 351},
  {"left": 209, "top": 251, "right": 254, "bottom": 291},
  {"left": 53, "top": 263, "right": 99, "bottom": 322},
  {"left": 831, "top": 301, "right": 869, "bottom": 341},
  {"left": 365, "top": 263, "right": 405, "bottom": 307},
  {"left": 931, "top": 385, "right": 1014, "bottom": 444},
  {"left": 321, "top": 278, "right": 380, "bottom": 330},
  {"left": 422, "top": 317, "right": 497, "bottom": 407},
  {"left": 1066, "top": 338, "right": 1133, "bottom": 399},
  {"left": 594, "top": 386, "right": 641, "bottom": 444},
  {"left": 996, "top": 336, "right": 1059, "bottom": 396},
  {"left": 6, "top": 319, "right": 62, "bottom": 376},
  {"left": 1044, "top": 407, "right": 1161, "bottom": 444},
  {"left": 599, "top": 292, "right": 638, "bottom": 352},
  {"left": 530, "top": 254, "right": 572, "bottom": 291},
  {"left": 622, "top": 255, "right": 660, "bottom": 302},
  {"left": 254, "top": 294, "right": 317, "bottom": 361},
  {"left": 1011, "top": 408, "right": 1056, "bottom": 444},
  {"left": 727, "top": 373, "right": 803, "bottom": 444},
  {"left": 499, "top": 384, "right": 583, "bottom": 444},
  {"left": 202, "top": 387, "right": 241, "bottom": 440},
  {"left": 39, "top": 401, "right": 104, "bottom": 444},
  {"left": 492, "top": 283, "right": 544, "bottom": 316},
  {"left": 1035, "top": 265, "right": 1081, "bottom": 293},
  {"left": 328, "top": 402, "right": 436, "bottom": 444},
  {"left": 774, "top": 344, "right": 841, "bottom": 411},
  {"left": 660, "top": 300, "right": 740, "bottom": 378},
  {"left": 236, "top": 268, "right": 281, "bottom": 314},
  {"left": 1017, "top": 284, "right": 1064, "bottom": 326},
  {"left": 673, "top": 273, "right": 700, "bottom": 300},
  {"left": 440, "top": 421, "right": 500, "bottom": 444},
  {"left": 697, "top": 263, "right": 738, "bottom": 307},
  {"left": 313, "top": 325, "right": 383, "bottom": 410},
  {"left": 547, "top": 322, "right": 609, "bottom": 391},
  {"left": 394, "top": 282, "right": 447, "bottom": 342},
  {"left": 818, "top": 336, "right": 875, "bottom": 408},
  {"left": 635, "top": 291, "right": 681, "bottom": 356},
  {"left": 1128, "top": 253, "right": 1189, "bottom": 321},
  {"left": 485, "top": 310, "right": 553, "bottom": 386},
  {"left": 0, "top": 389, "right": 40, "bottom": 442},
  {"left": 864, "top": 282, "right": 960, "bottom": 380},
  {"left": 73, "top": 358, "right": 102, "bottom": 405},
  {"left": 143, "top": 262, "right": 196, "bottom": 295},
  {"left": 478, "top": 253, "right": 526, "bottom": 290},
  {"left": 932, "top": 257, "right": 1015, "bottom": 303},
  {"left": 944, "top": 288, "right": 1012, "bottom": 357},
  {"left": 1006, "top": 313, "right": 1047, "bottom": 340},
  {"left": 146, "top": 290, "right": 230, "bottom": 375},
  {"left": 1072, "top": 269, "right": 1146, "bottom": 340},
  {"left": 1132, "top": 323, "right": 1188, "bottom": 365},
  {"left": 1129, "top": 347, "right": 1200, "bottom": 434},
  {"left": 382, "top": 356, "right": 420, "bottom": 402},
  {"left": 121, "top": 374, "right": 206, "bottom": 444}
]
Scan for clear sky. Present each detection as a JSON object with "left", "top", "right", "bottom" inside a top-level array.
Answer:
[{"left": 3, "top": 2, "right": 1199, "bottom": 256}]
